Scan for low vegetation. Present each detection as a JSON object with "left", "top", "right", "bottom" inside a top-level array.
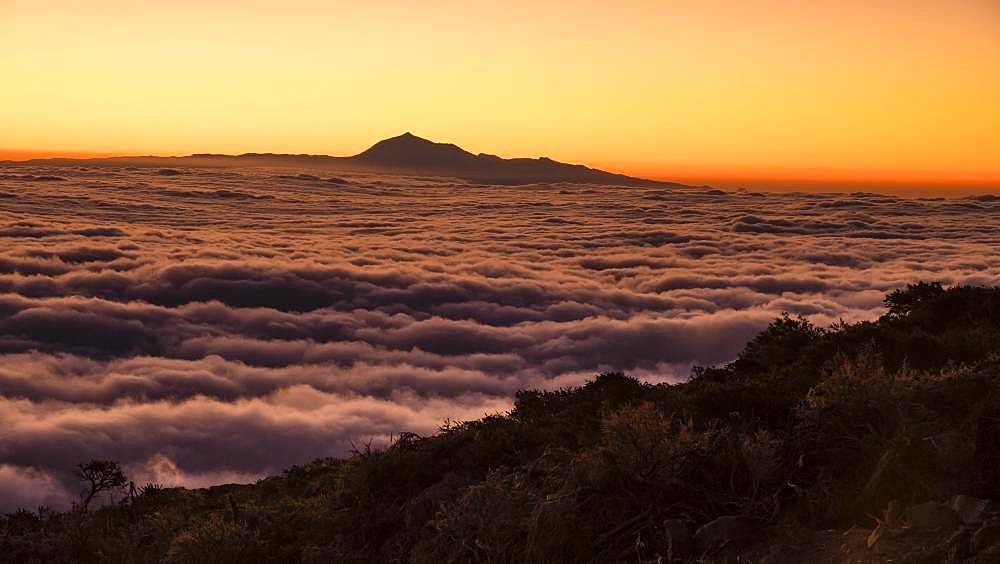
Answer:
[{"left": 4, "top": 282, "right": 1000, "bottom": 562}]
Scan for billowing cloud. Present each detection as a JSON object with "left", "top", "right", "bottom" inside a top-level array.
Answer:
[
  {"left": 0, "top": 465, "right": 72, "bottom": 510},
  {"left": 1, "top": 164, "right": 998, "bottom": 510}
]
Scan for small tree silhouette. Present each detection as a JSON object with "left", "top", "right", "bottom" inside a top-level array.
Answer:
[{"left": 74, "top": 460, "right": 128, "bottom": 510}]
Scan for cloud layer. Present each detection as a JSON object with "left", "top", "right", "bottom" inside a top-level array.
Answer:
[{"left": 1, "top": 165, "right": 998, "bottom": 510}]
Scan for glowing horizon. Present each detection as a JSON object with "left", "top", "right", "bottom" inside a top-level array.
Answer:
[{"left": 2, "top": 0, "right": 998, "bottom": 189}]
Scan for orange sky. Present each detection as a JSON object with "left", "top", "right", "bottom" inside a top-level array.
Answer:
[{"left": 2, "top": 0, "right": 998, "bottom": 189}]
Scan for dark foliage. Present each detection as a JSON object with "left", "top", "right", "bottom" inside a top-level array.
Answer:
[
  {"left": 4, "top": 284, "right": 1000, "bottom": 562},
  {"left": 884, "top": 281, "right": 946, "bottom": 317}
]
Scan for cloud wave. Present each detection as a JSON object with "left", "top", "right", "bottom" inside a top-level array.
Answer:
[{"left": 1, "top": 164, "right": 998, "bottom": 510}]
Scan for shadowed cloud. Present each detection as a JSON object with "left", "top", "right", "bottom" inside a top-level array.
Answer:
[{"left": 0, "top": 163, "right": 998, "bottom": 510}]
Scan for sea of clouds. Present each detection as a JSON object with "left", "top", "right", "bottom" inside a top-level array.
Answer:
[{"left": 0, "top": 165, "right": 998, "bottom": 510}]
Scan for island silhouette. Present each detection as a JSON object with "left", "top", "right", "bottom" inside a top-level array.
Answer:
[{"left": 8, "top": 132, "right": 685, "bottom": 187}]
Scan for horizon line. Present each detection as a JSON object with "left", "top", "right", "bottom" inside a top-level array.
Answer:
[{"left": 2, "top": 144, "right": 998, "bottom": 192}]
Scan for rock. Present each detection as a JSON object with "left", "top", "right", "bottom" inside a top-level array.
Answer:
[
  {"left": 926, "top": 432, "right": 969, "bottom": 462},
  {"left": 904, "top": 501, "right": 961, "bottom": 530},
  {"left": 971, "top": 518, "right": 1000, "bottom": 554},
  {"left": 693, "top": 515, "right": 762, "bottom": 555},
  {"left": 663, "top": 519, "right": 692, "bottom": 559},
  {"left": 894, "top": 528, "right": 970, "bottom": 563},
  {"left": 663, "top": 519, "right": 692, "bottom": 562},
  {"left": 949, "top": 495, "right": 990, "bottom": 525},
  {"left": 969, "top": 542, "right": 1000, "bottom": 563}
]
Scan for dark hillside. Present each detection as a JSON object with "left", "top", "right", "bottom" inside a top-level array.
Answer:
[{"left": 5, "top": 283, "right": 1000, "bottom": 563}]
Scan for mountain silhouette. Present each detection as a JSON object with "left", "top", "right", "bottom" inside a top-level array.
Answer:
[
  {"left": 354, "top": 132, "right": 479, "bottom": 169},
  {"left": 7, "top": 133, "right": 683, "bottom": 187},
  {"left": 349, "top": 133, "right": 676, "bottom": 186}
]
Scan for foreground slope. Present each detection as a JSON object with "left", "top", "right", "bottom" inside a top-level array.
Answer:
[{"left": 4, "top": 283, "right": 1000, "bottom": 563}]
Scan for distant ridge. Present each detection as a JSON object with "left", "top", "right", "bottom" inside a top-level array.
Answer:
[{"left": 4, "top": 133, "right": 683, "bottom": 187}]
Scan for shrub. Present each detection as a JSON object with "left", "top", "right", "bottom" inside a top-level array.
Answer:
[{"left": 165, "top": 514, "right": 261, "bottom": 564}]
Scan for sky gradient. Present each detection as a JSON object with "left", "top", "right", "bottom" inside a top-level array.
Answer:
[{"left": 2, "top": 0, "right": 999, "bottom": 189}]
